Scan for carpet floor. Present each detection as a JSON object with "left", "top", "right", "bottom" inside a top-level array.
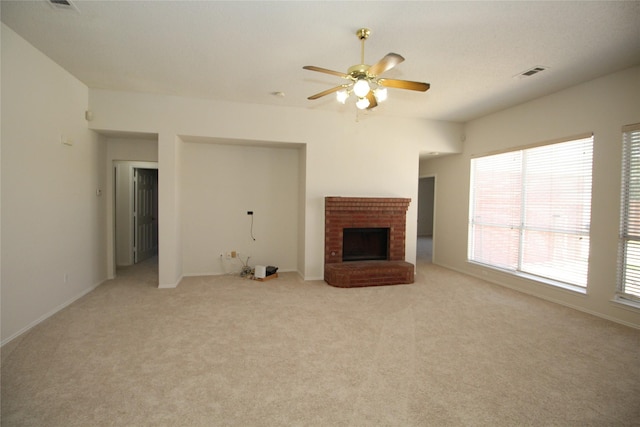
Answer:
[{"left": 2, "top": 256, "right": 639, "bottom": 426}]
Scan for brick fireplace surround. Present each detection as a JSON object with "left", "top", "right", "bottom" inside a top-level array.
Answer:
[{"left": 324, "top": 197, "right": 414, "bottom": 288}]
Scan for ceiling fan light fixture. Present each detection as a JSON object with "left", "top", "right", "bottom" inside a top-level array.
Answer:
[
  {"left": 303, "top": 27, "right": 430, "bottom": 112},
  {"left": 353, "top": 78, "right": 370, "bottom": 98},
  {"left": 373, "top": 86, "right": 387, "bottom": 102},
  {"left": 356, "top": 97, "right": 370, "bottom": 110},
  {"left": 336, "top": 89, "right": 349, "bottom": 104}
]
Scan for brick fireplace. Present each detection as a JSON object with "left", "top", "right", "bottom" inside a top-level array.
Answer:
[{"left": 324, "top": 197, "right": 414, "bottom": 287}]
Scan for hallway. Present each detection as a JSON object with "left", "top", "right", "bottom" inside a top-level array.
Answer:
[
  {"left": 115, "top": 256, "right": 159, "bottom": 287},
  {"left": 416, "top": 236, "right": 432, "bottom": 263}
]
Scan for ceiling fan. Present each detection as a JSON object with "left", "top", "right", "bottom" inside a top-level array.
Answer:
[{"left": 303, "top": 28, "right": 430, "bottom": 110}]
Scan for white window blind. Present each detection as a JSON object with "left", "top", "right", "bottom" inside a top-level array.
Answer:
[
  {"left": 618, "top": 123, "right": 640, "bottom": 302},
  {"left": 469, "top": 135, "right": 594, "bottom": 288}
]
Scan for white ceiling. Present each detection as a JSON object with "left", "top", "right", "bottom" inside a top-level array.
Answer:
[{"left": 2, "top": 0, "right": 639, "bottom": 122}]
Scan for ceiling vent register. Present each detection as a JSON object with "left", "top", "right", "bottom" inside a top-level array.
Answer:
[
  {"left": 516, "top": 66, "right": 548, "bottom": 79},
  {"left": 48, "top": 0, "right": 78, "bottom": 11}
]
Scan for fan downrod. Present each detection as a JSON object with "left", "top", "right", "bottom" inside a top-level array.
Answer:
[{"left": 355, "top": 28, "right": 371, "bottom": 67}]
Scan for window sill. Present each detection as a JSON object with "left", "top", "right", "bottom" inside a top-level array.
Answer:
[
  {"left": 611, "top": 296, "right": 640, "bottom": 312},
  {"left": 469, "top": 261, "right": 587, "bottom": 295},
  {"left": 516, "top": 271, "right": 587, "bottom": 294}
]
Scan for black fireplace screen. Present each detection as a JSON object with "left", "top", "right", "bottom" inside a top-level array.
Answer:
[{"left": 342, "top": 228, "right": 390, "bottom": 261}]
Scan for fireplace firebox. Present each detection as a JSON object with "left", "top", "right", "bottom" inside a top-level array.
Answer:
[{"left": 343, "top": 228, "right": 389, "bottom": 261}]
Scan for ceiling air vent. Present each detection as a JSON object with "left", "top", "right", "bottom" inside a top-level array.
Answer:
[
  {"left": 514, "top": 66, "right": 549, "bottom": 79},
  {"left": 48, "top": 0, "right": 79, "bottom": 11}
]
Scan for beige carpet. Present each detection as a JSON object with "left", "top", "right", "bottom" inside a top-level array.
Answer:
[{"left": 2, "top": 257, "right": 639, "bottom": 426}]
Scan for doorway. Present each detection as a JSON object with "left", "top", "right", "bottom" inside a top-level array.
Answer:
[
  {"left": 114, "top": 161, "right": 158, "bottom": 267},
  {"left": 133, "top": 168, "right": 159, "bottom": 263},
  {"left": 417, "top": 176, "right": 435, "bottom": 263}
]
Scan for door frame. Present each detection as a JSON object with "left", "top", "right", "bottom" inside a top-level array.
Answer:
[
  {"left": 113, "top": 161, "right": 158, "bottom": 269},
  {"left": 133, "top": 167, "right": 159, "bottom": 264},
  {"left": 417, "top": 174, "right": 436, "bottom": 261}
]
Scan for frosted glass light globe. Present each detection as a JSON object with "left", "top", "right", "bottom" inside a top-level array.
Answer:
[
  {"left": 356, "top": 97, "right": 370, "bottom": 110},
  {"left": 353, "top": 79, "right": 370, "bottom": 97},
  {"left": 336, "top": 89, "right": 348, "bottom": 104},
  {"left": 374, "top": 87, "right": 388, "bottom": 102}
]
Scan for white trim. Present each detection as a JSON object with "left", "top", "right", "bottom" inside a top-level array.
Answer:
[
  {"left": 611, "top": 296, "right": 640, "bottom": 312},
  {"left": 158, "top": 274, "right": 183, "bottom": 289},
  {"left": 622, "top": 122, "right": 640, "bottom": 133},
  {"left": 1, "top": 279, "right": 107, "bottom": 347},
  {"left": 470, "top": 132, "right": 593, "bottom": 159},
  {"left": 181, "top": 268, "right": 301, "bottom": 279},
  {"left": 468, "top": 261, "right": 588, "bottom": 295}
]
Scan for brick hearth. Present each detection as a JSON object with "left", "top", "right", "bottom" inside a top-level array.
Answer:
[{"left": 324, "top": 197, "right": 414, "bottom": 287}]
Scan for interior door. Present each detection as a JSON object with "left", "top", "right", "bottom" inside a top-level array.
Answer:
[{"left": 134, "top": 168, "right": 158, "bottom": 263}]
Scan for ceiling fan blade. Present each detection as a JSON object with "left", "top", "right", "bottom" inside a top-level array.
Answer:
[
  {"left": 307, "top": 85, "right": 347, "bottom": 100},
  {"left": 378, "top": 78, "right": 430, "bottom": 92},
  {"left": 367, "top": 53, "right": 405, "bottom": 77},
  {"left": 366, "top": 91, "right": 377, "bottom": 109},
  {"left": 303, "top": 65, "right": 350, "bottom": 79}
]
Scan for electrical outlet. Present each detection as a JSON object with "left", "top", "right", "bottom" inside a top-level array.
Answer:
[
  {"left": 247, "top": 211, "right": 253, "bottom": 215},
  {"left": 225, "top": 252, "right": 231, "bottom": 259}
]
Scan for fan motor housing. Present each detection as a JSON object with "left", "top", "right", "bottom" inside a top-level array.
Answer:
[{"left": 348, "top": 64, "right": 371, "bottom": 79}]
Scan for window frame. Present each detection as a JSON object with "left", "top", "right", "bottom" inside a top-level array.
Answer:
[
  {"left": 468, "top": 133, "right": 594, "bottom": 293},
  {"left": 616, "top": 123, "right": 640, "bottom": 308}
]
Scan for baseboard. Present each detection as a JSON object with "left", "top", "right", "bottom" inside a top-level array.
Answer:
[
  {"left": 181, "top": 269, "right": 302, "bottom": 280},
  {"left": 159, "top": 274, "right": 183, "bottom": 289},
  {"left": 182, "top": 271, "right": 236, "bottom": 278},
  {"left": 1, "top": 278, "right": 107, "bottom": 347}
]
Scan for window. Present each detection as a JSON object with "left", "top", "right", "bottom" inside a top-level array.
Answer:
[
  {"left": 617, "top": 123, "right": 640, "bottom": 303},
  {"left": 469, "top": 135, "right": 594, "bottom": 290}
]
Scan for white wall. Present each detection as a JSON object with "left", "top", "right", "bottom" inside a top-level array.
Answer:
[
  {"left": 88, "top": 90, "right": 463, "bottom": 283},
  {"left": 1, "top": 24, "right": 107, "bottom": 343},
  {"left": 420, "top": 66, "right": 640, "bottom": 328},
  {"left": 181, "top": 141, "right": 300, "bottom": 275},
  {"left": 108, "top": 137, "right": 158, "bottom": 162}
]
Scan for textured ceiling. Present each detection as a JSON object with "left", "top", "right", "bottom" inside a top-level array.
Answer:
[{"left": 2, "top": 0, "right": 640, "bottom": 122}]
